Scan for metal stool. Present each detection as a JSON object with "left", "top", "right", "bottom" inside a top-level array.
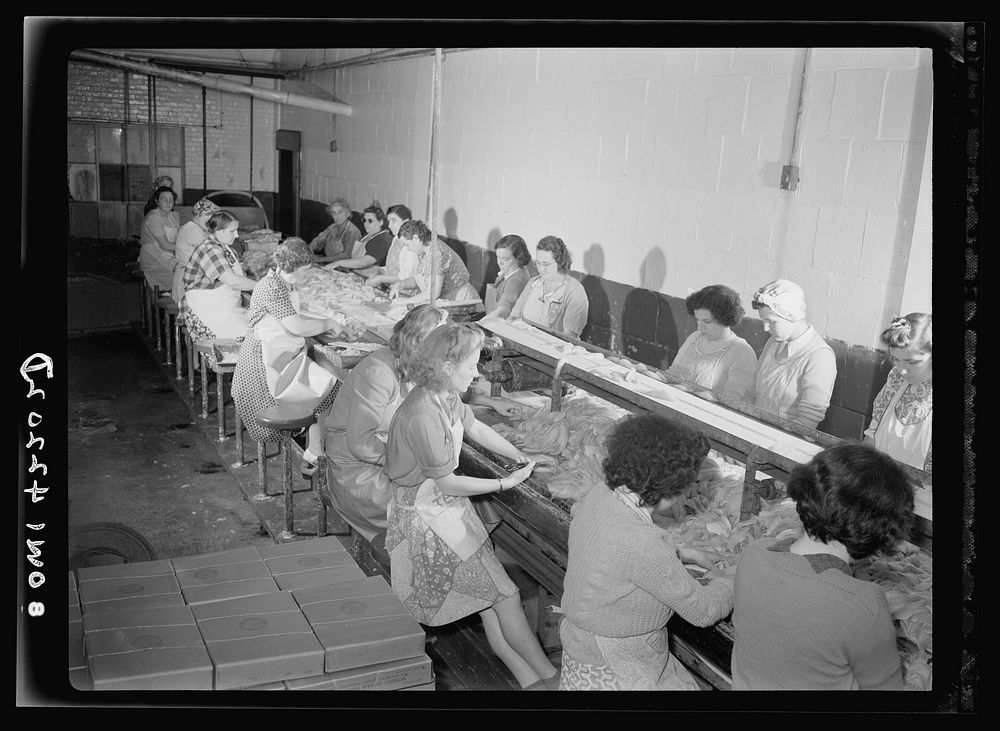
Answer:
[
  {"left": 155, "top": 294, "right": 179, "bottom": 366},
  {"left": 255, "top": 405, "right": 321, "bottom": 541},
  {"left": 194, "top": 340, "right": 241, "bottom": 444}
]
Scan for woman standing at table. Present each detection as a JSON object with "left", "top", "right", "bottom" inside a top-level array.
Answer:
[
  {"left": 181, "top": 210, "right": 257, "bottom": 341},
  {"left": 384, "top": 323, "right": 560, "bottom": 689},
  {"left": 509, "top": 235, "right": 589, "bottom": 339},
  {"left": 747, "top": 279, "right": 836, "bottom": 430},
  {"left": 667, "top": 284, "right": 758, "bottom": 399},
  {"left": 383, "top": 220, "right": 481, "bottom": 303},
  {"left": 863, "top": 313, "right": 932, "bottom": 473},
  {"left": 138, "top": 185, "right": 180, "bottom": 292},
  {"left": 233, "top": 238, "right": 344, "bottom": 473},
  {"left": 485, "top": 234, "right": 533, "bottom": 319},
  {"left": 324, "top": 304, "right": 448, "bottom": 550},
  {"left": 328, "top": 204, "right": 394, "bottom": 276},
  {"left": 171, "top": 197, "right": 221, "bottom": 304}
]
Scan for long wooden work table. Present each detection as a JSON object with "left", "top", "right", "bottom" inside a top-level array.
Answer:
[{"left": 304, "top": 273, "right": 933, "bottom": 691}]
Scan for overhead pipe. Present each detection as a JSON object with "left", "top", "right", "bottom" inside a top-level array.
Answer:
[
  {"left": 70, "top": 49, "right": 353, "bottom": 116},
  {"left": 288, "top": 47, "right": 476, "bottom": 76}
]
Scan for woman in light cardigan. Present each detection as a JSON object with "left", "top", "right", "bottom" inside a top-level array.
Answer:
[{"left": 746, "top": 279, "right": 836, "bottom": 429}]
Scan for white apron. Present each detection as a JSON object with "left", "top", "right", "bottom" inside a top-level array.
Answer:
[
  {"left": 184, "top": 256, "right": 248, "bottom": 339},
  {"left": 484, "top": 283, "right": 499, "bottom": 313},
  {"left": 255, "top": 309, "right": 337, "bottom": 409},
  {"left": 873, "top": 381, "right": 932, "bottom": 471},
  {"left": 410, "top": 396, "right": 489, "bottom": 561}
]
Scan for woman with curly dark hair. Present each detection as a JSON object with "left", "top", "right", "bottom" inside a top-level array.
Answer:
[
  {"left": 558, "top": 413, "right": 734, "bottom": 690},
  {"left": 667, "top": 284, "right": 758, "bottom": 399},
  {"left": 731, "top": 443, "right": 914, "bottom": 690},
  {"left": 509, "top": 235, "right": 589, "bottom": 339}
]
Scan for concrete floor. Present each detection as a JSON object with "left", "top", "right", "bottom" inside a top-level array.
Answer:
[{"left": 67, "top": 330, "right": 273, "bottom": 562}]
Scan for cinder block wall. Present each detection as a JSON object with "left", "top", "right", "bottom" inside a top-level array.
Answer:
[
  {"left": 67, "top": 61, "right": 277, "bottom": 209},
  {"left": 281, "top": 47, "right": 931, "bottom": 440}
]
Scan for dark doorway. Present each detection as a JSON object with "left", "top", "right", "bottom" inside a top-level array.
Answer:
[{"left": 275, "top": 130, "right": 301, "bottom": 237}]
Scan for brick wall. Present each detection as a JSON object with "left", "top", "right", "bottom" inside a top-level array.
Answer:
[{"left": 67, "top": 61, "right": 277, "bottom": 197}]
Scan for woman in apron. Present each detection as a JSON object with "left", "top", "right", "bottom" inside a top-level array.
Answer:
[
  {"left": 667, "top": 284, "right": 758, "bottom": 399},
  {"left": 308, "top": 197, "right": 362, "bottom": 265},
  {"left": 509, "top": 236, "right": 589, "bottom": 339},
  {"left": 323, "top": 304, "right": 448, "bottom": 549},
  {"left": 367, "top": 204, "right": 419, "bottom": 294},
  {"left": 746, "top": 279, "right": 837, "bottom": 430},
  {"left": 863, "top": 313, "right": 932, "bottom": 472},
  {"left": 232, "top": 237, "right": 344, "bottom": 471},
  {"left": 181, "top": 210, "right": 258, "bottom": 341},
  {"left": 485, "top": 234, "right": 532, "bottom": 319},
  {"left": 382, "top": 220, "right": 482, "bottom": 303},
  {"left": 558, "top": 413, "right": 734, "bottom": 690},
  {"left": 327, "top": 204, "right": 394, "bottom": 279},
  {"left": 384, "top": 323, "right": 560, "bottom": 689},
  {"left": 138, "top": 185, "right": 180, "bottom": 292},
  {"left": 171, "top": 198, "right": 221, "bottom": 305}
]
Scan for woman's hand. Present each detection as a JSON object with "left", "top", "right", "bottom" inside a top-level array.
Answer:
[
  {"left": 501, "top": 461, "right": 535, "bottom": 489},
  {"left": 366, "top": 275, "right": 384, "bottom": 288},
  {"left": 678, "top": 546, "right": 727, "bottom": 571},
  {"left": 388, "top": 283, "right": 401, "bottom": 299},
  {"left": 324, "top": 318, "right": 344, "bottom": 336}
]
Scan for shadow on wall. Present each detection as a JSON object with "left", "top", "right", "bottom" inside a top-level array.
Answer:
[{"left": 580, "top": 244, "right": 611, "bottom": 348}]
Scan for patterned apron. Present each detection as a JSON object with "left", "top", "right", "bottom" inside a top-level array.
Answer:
[
  {"left": 873, "top": 380, "right": 932, "bottom": 471},
  {"left": 184, "top": 254, "right": 248, "bottom": 339}
]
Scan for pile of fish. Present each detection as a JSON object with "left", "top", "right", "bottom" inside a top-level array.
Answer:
[{"left": 297, "top": 267, "right": 386, "bottom": 312}]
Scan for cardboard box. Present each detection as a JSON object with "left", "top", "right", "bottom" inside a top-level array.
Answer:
[
  {"left": 257, "top": 536, "right": 348, "bottom": 560},
  {"left": 86, "top": 624, "right": 214, "bottom": 690},
  {"left": 273, "top": 564, "right": 367, "bottom": 592},
  {"left": 292, "top": 576, "right": 425, "bottom": 673},
  {"left": 176, "top": 560, "right": 279, "bottom": 606},
  {"left": 192, "top": 592, "right": 325, "bottom": 689},
  {"left": 82, "top": 605, "right": 197, "bottom": 634},
  {"left": 77, "top": 559, "right": 174, "bottom": 583},
  {"left": 399, "top": 681, "right": 436, "bottom": 690},
  {"left": 170, "top": 546, "right": 262, "bottom": 572},
  {"left": 283, "top": 653, "right": 433, "bottom": 691},
  {"left": 70, "top": 621, "right": 86, "bottom": 671},
  {"left": 263, "top": 551, "right": 358, "bottom": 578},
  {"left": 78, "top": 575, "right": 184, "bottom": 614}
]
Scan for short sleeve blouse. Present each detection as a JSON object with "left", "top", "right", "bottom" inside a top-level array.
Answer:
[
  {"left": 246, "top": 271, "right": 297, "bottom": 327},
  {"left": 385, "top": 387, "right": 475, "bottom": 487}
]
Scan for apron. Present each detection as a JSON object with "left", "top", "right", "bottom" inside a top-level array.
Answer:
[
  {"left": 410, "top": 394, "right": 489, "bottom": 561},
  {"left": 183, "top": 255, "right": 248, "bottom": 339},
  {"left": 255, "top": 297, "right": 337, "bottom": 408},
  {"left": 873, "top": 380, "right": 932, "bottom": 471},
  {"left": 441, "top": 282, "right": 481, "bottom": 303},
  {"left": 754, "top": 335, "right": 827, "bottom": 421},
  {"left": 520, "top": 279, "right": 566, "bottom": 331}
]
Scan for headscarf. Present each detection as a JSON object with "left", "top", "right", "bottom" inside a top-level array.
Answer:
[
  {"left": 752, "top": 279, "right": 807, "bottom": 322},
  {"left": 192, "top": 198, "right": 222, "bottom": 220}
]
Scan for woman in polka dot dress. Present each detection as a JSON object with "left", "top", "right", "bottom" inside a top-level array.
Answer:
[{"left": 232, "top": 238, "right": 344, "bottom": 470}]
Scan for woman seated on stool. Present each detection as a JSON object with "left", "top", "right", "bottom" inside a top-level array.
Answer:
[
  {"left": 558, "top": 413, "right": 734, "bottom": 690},
  {"left": 138, "top": 185, "right": 180, "bottom": 293},
  {"left": 181, "top": 210, "right": 257, "bottom": 341},
  {"left": 326, "top": 203, "right": 394, "bottom": 277},
  {"left": 863, "top": 313, "right": 932, "bottom": 473},
  {"left": 667, "top": 284, "right": 757, "bottom": 400},
  {"left": 731, "top": 443, "right": 913, "bottom": 690},
  {"left": 142, "top": 175, "right": 175, "bottom": 215},
  {"left": 171, "top": 197, "right": 222, "bottom": 305},
  {"left": 384, "top": 322, "right": 559, "bottom": 690},
  {"left": 365, "top": 204, "right": 419, "bottom": 294},
  {"left": 509, "top": 236, "right": 589, "bottom": 339},
  {"left": 309, "top": 197, "right": 361, "bottom": 265},
  {"left": 373, "top": 220, "right": 482, "bottom": 304},
  {"left": 323, "top": 304, "right": 449, "bottom": 553},
  {"left": 233, "top": 237, "right": 345, "bottom": 474},
  {"left": 485, "top": 234, "right": 533, "bottom": 319},
  {"left": 747, "top": 279, "right": 836, "bottom": 429}
]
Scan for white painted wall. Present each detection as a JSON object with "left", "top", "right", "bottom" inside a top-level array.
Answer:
[{"left": 283, "top": 47, "right": 933, "bottom": 349}]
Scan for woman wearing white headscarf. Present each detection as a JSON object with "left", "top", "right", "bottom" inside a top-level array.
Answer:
[
  {"left": 171, "top": 197, "right": 222, "bottom": 304},
  {"left": 746, "top": 279, "right": 836, "bottom": 430}
]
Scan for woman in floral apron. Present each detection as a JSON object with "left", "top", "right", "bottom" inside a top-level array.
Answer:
[
  {"left": 863, "top": 313, "right": 932, "bottom": 472},
  {"left": 747, "top": 279, "right": 837, "bottom": 430},
  {"left": 558, "top": 413, "right": 734, "bottom": 690},
  {"left": 323, "top": 304, "right": 448, "bottom": 547},
  {"left": 384, "top": 323, "right": 560, "bottom": 689}
]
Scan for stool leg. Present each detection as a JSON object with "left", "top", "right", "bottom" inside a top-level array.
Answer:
[
  {"left": 175, "top": 318, "right": 184, "bottom": 380},
  {"left": 233, "top": 407, "right": 245, "bottom": 467},
  {"left": 144, "top": 285, "right": 154, "bottom": 340},
  {"left": 314, "top": 458, "right": 328, "bottom": 537},
  {"left": 164, "top": 313, "right": 174, "bottom": 365},
  {"left": 140, "top": 282, "right": 148, "bottom": 334},
  {"left": 200, "top": 354, "right": 210, "bottom": 419},
  {"left": 280, "top": 434, "right": 296, "bottom": 541},
  {"left": 187, "top": 334, "right": 196, "bottom": 395},
  {"left": 254, "top": 440, "right": 268, "bottom": 500},
  {"left": 217, "top": 370, "right": 226, "bottom": 441}
]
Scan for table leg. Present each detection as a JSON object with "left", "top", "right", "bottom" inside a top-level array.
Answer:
[
  {"left": 216, "top": 370, "right": 226, "bottom": 441},
  {"left": 200, "top": 354, "right": 209, "bottom": 419}
]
